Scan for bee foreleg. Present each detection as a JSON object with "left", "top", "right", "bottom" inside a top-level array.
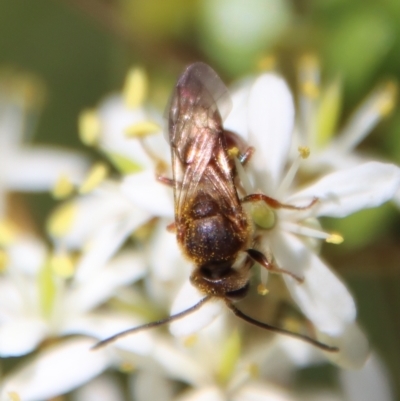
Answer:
[
  {"left": 242, "top": 194, "right": 318, "bottom": 210},
  {"left": 246, "top": 249, "right": 304, "bottom": 283}
]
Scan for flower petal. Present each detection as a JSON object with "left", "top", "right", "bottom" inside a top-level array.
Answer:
[
  {"left": 169, "top": 281, "right": 224, "bottom": 337},
  {"left": 121, "top": 171, "right": 174, "bottom": 218},
  {"left": 131, "top": 371, "right": 175, "bottom": 401},
  {"left": 1, "top": 338, "right": 111, "bottom": 401},
  {"left": 62, "top": 312, "right": 154, "bottom": 355},
  {"left": 339, "top": 353, "right": 393, "bottom": 400},
  {"left": 317, "top": 322, "right": 369, "bottom": 369},
  {"left": 175, "top": 387, "right": 224, "bottom": 401},
  {"left": 73, "top": 374, "right": 126, "bottom": 401},
  {"left": 271, "top": 232, "right": 356, "bottom": 335},
  {"left": 66, "top": 251, "right": 146, "bottom": 313},
  {"left": 288, "top": 162, "right": 400, "bottom": 218},
  {"left": 5, "top": 148, "right": 89, "bottom": 190},
  {"left": 0, "top": 317, "right": 48, "bottom": 357},
  {"left": 224, "top": 78, "right": 254, "bottom": 140},
  {"left": 248, "top": 74, "right": 295, "bottom": 192},
  {"left": 234, "top": 383, "right": 297, "bottom": 401}
]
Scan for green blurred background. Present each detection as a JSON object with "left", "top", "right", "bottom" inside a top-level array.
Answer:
[{"left": 0, "top": 0, "right": 399, "bottom": 398}]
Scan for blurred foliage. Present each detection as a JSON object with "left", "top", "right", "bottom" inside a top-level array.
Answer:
[{"left": 0, "top": 0, "right": 400, "bottom": 398}]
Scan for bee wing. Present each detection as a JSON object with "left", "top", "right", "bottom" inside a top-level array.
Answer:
[{"left": 168, "top": 63, "right": 238, "bottom": 220}]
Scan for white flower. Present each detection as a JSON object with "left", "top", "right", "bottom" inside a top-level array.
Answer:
[
  {"left": 49, "top": 67, "right": 173, "bottom": 270},
  {"left": 0, "top": 230, "right": 157, "bottom": 399},
  {"left": 168, "top": 71, "right": 400, "bottom": 369},
  {"left": 0, "top": 70, "right": 89, "bottom": 217}
]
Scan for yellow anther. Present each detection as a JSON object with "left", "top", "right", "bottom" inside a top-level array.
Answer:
[
  {"left": 301, "top": 80, "right": 320, "bottom": 98},
  {"left": 52, "top": 174, "right": 74, "bottom": 199},
  {"left": 78, "top": 109, "right": 101, "bottom": 146},
  {"left": 183, "top": 334, "right": 198, "bottom": 347},
  {"left": 7, "top": 392, "right": 21, "bottom": 401},
  {"left": 50, "top": 252, "right": 75, "bottom": 278},
  {"left": 326, "top": 233, "right": 344, "bottom": 244},
  {"left": 0, "top": 249, "right": 9, "bottom": 272},
  {"left": 299, "top": 53, "right": 320, "bottom": 71},
  {"left": 257, "top": 55, "right": 276, "bottom": 72},
  {"left": 247, "top": 363, "right": 259, "bottom": 379},
  {"left": 283, "top": 317, "right": 301, "bottom": 333},
  {"left": 79, "top": 162, "right": 108, "bottom": 194},
  {"left": 125, "top": 121, "right": 161, "bottom": 138},
  {"left": 257, "top": 283, "right": 269, "bottom": 296},
  {"left": 298, "top": 146, "right": 310, "bottom": 159},
  {"left": 375, "top": 81, "right": 397, "bottom": 117},
  {"left": 228, "top": 146, "right": 240, "bottom": 158},
  {"left": 0, "top": 220, "right": 18, "bottom": 245},
  {"left": 119, "top": 362, "right": 136, "bottom": 373},
  {"left": 47, "top": 202, "right": 76, "bottom": 237},
  {"left": 123, "top": 67, "right": 148, "bottom": 108}
]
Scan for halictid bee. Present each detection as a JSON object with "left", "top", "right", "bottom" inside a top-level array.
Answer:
[{"left": 94, "top": 62, "right": 338, "bottom": 352}]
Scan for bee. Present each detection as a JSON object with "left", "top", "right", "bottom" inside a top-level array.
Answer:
[{"left": 94, "top": 63, "right": 337, "bottom": 352}]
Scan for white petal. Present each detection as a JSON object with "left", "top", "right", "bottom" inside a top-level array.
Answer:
[
  {"left": 5, "top": 148, "right": 89, "bottom": 190},
  {"left": 234, "top": 383, "right": 297, "bottom": 401},
  {"left": 66, "top": 251, "right": 146, "bottom": 313},
  {"left": 121, "top": 171, "right": 174, "bottom": 217},
  {"left": 1, "top": 338, "right": 111, "bottom": 401},
  {"left": 169, "top": 281, "right": 223, "bottom": 337},
  {"left": 248, "top": 74, "right": 295, "bottom": 192},
  {"left": 0, "top": 317, "right": 48, "bottom": 357},
  {"left": 339, "top": 353, "right": 393, "bottom": 400},
  {"left": 131, "top": 371, "right": 174, "bottom": 401},
  {"left": 152, "top": 339, "right": 211, "bottom": 386},
  {"left": 147, "top": 220, "right": 190, "bottom": 287},
  {"left": 72, "top": 374, "right": 125, "bottom": 401},
  {"left": 317, "top": 322, "right": 369, "bottom": 369},
  {"left": 75, "top": 209, "right": 150, "bottom": 282},
  {"left": 62, "top": 313, "right": 154, "bottom": 355},
  {"left": 98, "top": 96, "right": 165, "bottom": 166},
  {"left": 176, "top": 387, "right": 224, "bottom": 401},
  {"left": 288, "top": 162, "right": 400, "bottom": 218},
  {"left": 224, "top": 78, "right": 254, "bottom": 140},
  {"left": 7, "top": 236, "right": 47, "bottom": 275},
  {"left": 271, "top": 232, "right": 356, "bottom": 335}
]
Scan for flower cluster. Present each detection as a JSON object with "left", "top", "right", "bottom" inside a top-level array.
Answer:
[{"left": 0, "top": 63, "right": 398, "bottom": 401}]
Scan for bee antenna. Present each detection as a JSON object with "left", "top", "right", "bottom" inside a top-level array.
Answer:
[
  {"left": 225, "top": 301, "right": 339, "bottom": 353},
  {"left": 91, "top": 295, "right": 212, "bottom": 350}
]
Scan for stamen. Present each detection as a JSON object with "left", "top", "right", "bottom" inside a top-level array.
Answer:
[
  {"left": 52, "top": 174, "right": 74, "bottom": 199},
  {"left": 257, "top": 55, "right": 276, "bottom": 72},
  {"left": 228, "top": 146, "right": 240, "bottom": 159},
  {"left": 47, "top": 202, "right": 76, "bottom": 237},
  {"left": 119, "top": 362, "right": 136, "bottom": 373},
  {"left": 217, "top": 330, "right": 241, "bottom": 385},
  {"left": 125, "top": 121, "right": 161, "bottom": 138},
  {"left": 283, "top": 222, "right": 342, "bottom": 244},
  {"left": 183, "top": 334, "right": 198, "bottom": 347},
  {"left": 277, "top": 147, "right": 309, "bottom": 197},
  {"left": 336, "top": 80, "right": 398, "bottom": 152},
  {"left": 7, "top": 392, "right": 21, "bottom": 401},
  {"left": 50, "top": 252, "right": 75, "bottom": 278},
  {"left": 257, "top": 283, "right": 269, "bottom": 296},
  {"left": 78, "top": 109, "right": 101, "bottom": 146},
  {"left": 79, "top": 162, "right": 109, "bottom": 194},
  {"left": 298, "top": 54, "right": 320, "bottom": 146},
  {"left": 326, "top": 233, "right": 344, "bottom": 244},
  {"left": 0, "top": 249, "right": 9, "bottom": 272},
  {"left": 0, "top": 220, "right": 18, "bottom": 245},
  {"left": 123, "top": 67, "right": 148, "bottom": 108}
]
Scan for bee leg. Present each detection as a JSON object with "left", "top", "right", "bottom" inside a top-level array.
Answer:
[
  {"left": 246, "top": 248, "right": 304, "bottom": 283},
  {"left": 238, "top": 146, "right": 255, "bottom": 166},
  {"left": 242, "top": 194, "right": 318, "bottom": 210},
  {"left": 166, "top": 222, "right": 176, "bottom": 233},
  {"left": 156, "top": 174, "right": 175, "bottom": 186}
]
